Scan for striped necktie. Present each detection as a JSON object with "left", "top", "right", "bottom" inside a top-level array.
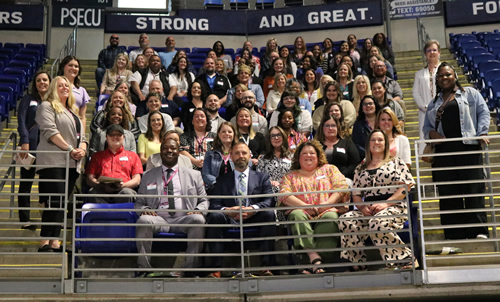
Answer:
[
  {"left": 238, "top": 173, "right": 246, "bottom": 206},
  {"left": 166, "top": 168, "right": 175, "bottom": 216}
]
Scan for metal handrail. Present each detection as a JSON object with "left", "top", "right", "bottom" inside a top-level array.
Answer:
[
  {"left": 50, "top": 25, "right": 77, "bottom": 78},
  {"left": 0, "top": 132, "right": 17, "bottom": 218},
  {"left": 416, "top": 17, "right": 431, "bottom": 63}
]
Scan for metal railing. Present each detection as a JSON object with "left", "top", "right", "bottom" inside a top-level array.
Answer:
[
  {"left": 417, "top": 17, "right": 431, "bottom": 63},
  {"left": 0, "top": 148, "right": 72, "bottom": 294},
  {"left": 0, "top": 132, "right": 17, "bottom": 219},
  {"left": 70, "top": 185, "right": 417, "bottom": 294},
  {"left": 50, "top": 25, "right": 77, "bottom": 78},
  {"left": 415, "top": 135, "right": 500, "bottom": 284}
]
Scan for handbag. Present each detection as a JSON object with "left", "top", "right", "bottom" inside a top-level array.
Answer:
[{"left": 422, "top": 90, "right": 455, "bottom": 164}]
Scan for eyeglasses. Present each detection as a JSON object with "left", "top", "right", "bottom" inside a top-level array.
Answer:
[
  {"left": 270, "top": 134, "right": 282, "bottom": 139},
  {"left": 323, "top": 124, "right": 337, "bottom": 129},
  {"left": 241, "top": 96, "right": 255, "bottom": 100},
  {"left": 110, "top": 37, "right": 119, "bottom": 40},
  {"left": 374, "top": 65, "right": 386, "bottom": 69},
  {"left": 363, "top": 102, "right": 375, "bottom": 107}
]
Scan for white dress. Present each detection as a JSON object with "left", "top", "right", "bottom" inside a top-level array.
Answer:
[{"left": 413, "top": 66, "right": 438, "bottom": 154}]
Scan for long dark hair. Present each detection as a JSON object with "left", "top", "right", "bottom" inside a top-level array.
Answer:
[
  {"left": 302, "top": 68, "right": 319, "bottom": 90},
  {"left": 372, "top": 79, "right": 388, "bottom": 104},
  {"left": 57, "top": 55, "right": 81, "bottom": 88},
  {"left": 172, "top": 57, "right": 193, "bottom": 88},
  {"left": 213, "top": 41, "right": 225, "bottom": 57},
  {"left": 189, "top": 107, "right": 212, "bottom": 133},
  {"left": 145, "top": 110, "right": 166, "bottom": 141},
  {"left": 373, "top": 33, "right": 389, "bottom": 50},
  {"left": 277, "top": 90, "right": 302, "bottom": 120},
  {"left": 264, "top": 126, "right": 291, "bottom": 160},
  {"left": 357, "top": 95, "right": 381, "bottom": 122},
  {"left": 31, "top": 70, "right": 51, "bottom": 101},
  {"left": 322, "top": 82, "right": 342, "bottom": 104}
]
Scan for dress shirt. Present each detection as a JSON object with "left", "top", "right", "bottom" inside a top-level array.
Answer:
[
  {"left": 129, "top": 69, "right": 161, "bottom": 96},
  {"left": 159, "top": 164, "right": 183, "bottom": 218},
  {"left": 86, "top": 146, "right": 143, "bottom": 183}
]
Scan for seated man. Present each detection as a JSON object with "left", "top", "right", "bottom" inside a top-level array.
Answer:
[
  {"left": 206, "top": 142, "right": 275, "bottom": 278},
  {"left": 135, "top": 138, "right": 208, "bottom": 277},
  {"left": 129, "top": 55, "right": 170, "bottom": 115},
  {"left": 86, "top": 125, "right": 142, "bottom": 204},
  {"left": 229, "top": 90, "right": 268, "bottom": 135},
  {"left": 205, "top": 94, "right": 226, "bottom": 131}
]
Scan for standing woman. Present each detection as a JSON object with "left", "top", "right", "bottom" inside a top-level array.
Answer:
[
  {"left": 202, "top": 122, "right": 238, "bottom": 193},
  {"left": 413, "top": 40, "right": 441, "bottom": 154},
  {"left": 336, "top": 63, "right": 354, "bottom": 100},
  {"left": 266, "top": 73, "right": 287, "bottom": 116},
  {"left": 261, "top": 38, "right": 279, "bottom": 77},
  {"left": 351, "top": 75, "right": 371, "bottom": 111},
  {"left": 180, "top": 108, "right": 216, "bottom": 170},
  {"left": 17, "top": 71, "right": 51, "bottom": 230},
  {"left": 352, "top": 96, "right": 382, "bottom": 159},
  {"left": 279, "top": 45, "right": 297, "bottom": 77},
  {"left": 302, "top": 69, "right": 319, "bottom": 106},
  {"left": 423, "top": 62, "right": 490, "bottom": 240},
  {"left": 168, "top": 56, "right": 195, "bottom": 100},
  {"left": 376, "top": 107, "right": 411, "bottom": 169},
  {"left": 292, "top": 36, "right": 307, "bottom": 66},
  {"left": 213, "top": 41, "right": 233, "bottom": 74},
  {"left": 312, "top": 45, "right": 328, "bottom": 73},
  {"left": 315, "top": 115, "right": 360, "bottom": 182},
  {"left": 360, "top": 38, "right": 373, "bottom": 70},
  {"left": 234, "top": 107, "right": 266, "bottom": 166},
  {"left": 346, "top": 34, "right": 361, "bottom": 65},
  {"left": 100, "top": 54, "right": 132, "bottom": 95},
  {"left": 373, "top": 33, "right": 395, "bottom": 66},
  {"left": 36, "top": 76, "right": 87, "bottom": 252},
  {"left": 57, "top": 56, "right": 90, "bottom": 134},
  {"left": 277, "top": 108, "right": 308, "bottom": 153},
  {"left": 138, "top": 111, "right": 166, "bottom": 165}
]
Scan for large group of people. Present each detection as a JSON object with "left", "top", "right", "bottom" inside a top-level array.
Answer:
[{"left": 15, "top": 33, "right": 491, "bottom": 276}]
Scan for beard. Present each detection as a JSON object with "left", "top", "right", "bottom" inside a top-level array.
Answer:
[{"left": 234, "top": 158, "right": 249, "bottom": 170}]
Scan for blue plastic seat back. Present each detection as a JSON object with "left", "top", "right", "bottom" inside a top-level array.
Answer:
[
  {"left": 485, "top": 39, "right": 500, "bottom": 51},
  {"left": 25, "top": 44, "right": 46, "bottom": 59},
  {"left": 79, "top": 203, "right": 138, "bottom": 254},
  {"left": 2, "top": 68, "right": 26, "bottom": 88},
  {"left": 4, "top": 43, "right": 23, "bottom": 52},
  {"left": 0, "top": 95, "right": 7, "bottom": 120},
  {"left": 482, "top": 69, "right": 500, "bottom": 96},
  {"left": 192, "top": 47, "right": 211, "bottom": 54},
  {"left": 0, "top": 87, "right": 14, "bottom": 107},
  {"left": 177, "top": 47, "right": 190, "bottom": 54},
  {"left": 0, "top": 49, "right": 15, "bottom": 61}
]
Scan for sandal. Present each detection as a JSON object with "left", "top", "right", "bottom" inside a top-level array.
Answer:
[
  {"left": 301, "top": 268, "right": 313, "bottom": 275},
  {"left": 400, "top": 259, "right": 419, "bottom": 270},
  {"left": 311, "top": 258, "right": 325, "bottom": 274},
  {"left": 347, "top": 264, "right": 368, "bottom": 272}
]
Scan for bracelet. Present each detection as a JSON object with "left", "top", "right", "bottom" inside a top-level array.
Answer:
[{"left": 66, "top": 145, "right": 74, "bottom": 152}]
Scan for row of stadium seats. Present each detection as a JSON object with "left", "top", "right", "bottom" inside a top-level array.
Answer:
[{"left": 0, "top": 43, "right": 46, "bottom": 122}]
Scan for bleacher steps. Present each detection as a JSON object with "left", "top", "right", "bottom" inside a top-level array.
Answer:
[{"left": 0, "top": 253, "right": 68, "bottom": 278}]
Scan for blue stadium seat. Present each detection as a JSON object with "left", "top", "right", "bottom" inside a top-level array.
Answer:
[
  {"left": 3, "top": 43, "right": 23, "bottom": 53},
  {"left": 26, "top": 43, "right": 46, "bottom": 60},
  {"left": 152, "top": 47, "right": 164, "bottom": 53},
  {"left": 14, "top": 54, "right": 38, "bottom": 71},
  {"left": 0, "top": 49, "right": 15, "bottom": 61},
  {"left": 485, "top": 39, "right": 500, "bottom": 52},
  {"left": 480, "top": 68, "right": 500, "bottom": 98},
  {"left": 449, "top": 33, "right": 477, "bottom": 52},
  {"left": 469, "top": 53, "right": 496, "bottom": 78},
  {"left": 0, "top": 85, "right": 16, "bottom": 109},
  {"left": 77, "top": 203, "right": 138, "bottom": 254},
  {"left": 488, "top": 78, "right": 500, "bottom": 126},
  {"left": 0, "top": 95, "right": 8, "bottom": 121},
  {"left": 127, "top": 46, "right": 139, "bottom": 53},
  {"left": 19, "top": 48, "right": 42, "bottom": 67},
  {"left": 192, "top": 47, "right": 211, "bottom": 54},
  {"left": 177, "top": 47, "right": 190, "bottom": 54},
  {"left": 8, "top": 60, "right": 33, "bottom": 80},
  {"left": 256, "top": 0, "right": 275, "bottom": 9},
  {"left": 0, "top": 75, "right": 21, "bottom": 104},
  {"left": 204, "top": 0, "right": 224, "bottom": 9},
  {"left": 0, "top": 61, "right": 3, "bottom": 74},
  {"left": 480, "top": 33, "right": 500, "bottom": 44},
  {"left": 459, "top": 46, "right": 487, "bottom": 67},
  {"left": 230, "top": 0, "right": 248, "bottom": 10},
  {"left": 2, "top": 68, "right": 27, "bottom": 91}
]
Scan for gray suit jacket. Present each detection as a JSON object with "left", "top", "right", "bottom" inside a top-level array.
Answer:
[
  {"left": 35, "top": 101, "right": 86, "bottom": 173},
  {"left": 135, "top": 165, "right": 209, "bottom": 214}
]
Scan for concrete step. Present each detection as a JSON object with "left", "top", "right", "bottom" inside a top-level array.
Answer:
[{"left": 0, "top": 253, "right": 68, "bottom": 278}]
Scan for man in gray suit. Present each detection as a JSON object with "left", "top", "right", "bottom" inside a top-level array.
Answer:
[{"left": 135, "top": 138, "right": 209, "bottom": 277}]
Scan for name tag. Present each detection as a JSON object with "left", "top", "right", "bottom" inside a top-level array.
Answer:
[
  {"left": 119, "top": 156, "right": 129, "bottom": 161},
  {"left": 161, "top": 104, "right": 168, "bottom": 108},
  {"left": 268, "top": 84, "right": 273, "bottom": 88},
  {"left": 189, "top": 108, "right": 195, "bottom": 112},
  {"left": 217, "top": 81, "right": 224, "bottom": 86},
  {"left": 316, "top": 175, "right": 326, "bottom": 180},
  {"left": 206, "top": 138, "right": 214, "bottom": 143},
  {"left": 300, "top": 105, "right": 305, "bottom": 110},
  {"left": 29, "top": 101, "right": 38, "bottom": 107},
  {"left": 283, "top": 158, "right": 291, "bottom": 164},
  {"left": 147, "top": 183, "right": 157, "bottom": 190},
  {"left": 72, "top": 88, "right": 81, "bottom": 95},
  {"left": 290, "top": 144, "right": 296, "bottom": 150},
  {"left": 336, "top": 147, "right": 346, "bottom": 154}
]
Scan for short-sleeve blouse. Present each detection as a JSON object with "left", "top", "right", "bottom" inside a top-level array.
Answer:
[
  {"left": 279, "top": 164, "right": 350, "bottom": 214},
  {"left": 256, "top": 155, "right": 292, "bottom": 193},
  {"left": 353, "top": 157, "right": 415, "bottom": 200},
  {"left": 72, "top": 86, "right": 90, "bottom": 109}
]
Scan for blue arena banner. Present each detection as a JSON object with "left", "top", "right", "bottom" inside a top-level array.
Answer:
[
  {"left": 445, "top": 0, "right": 500, "bottom": 27},
  {"left": 105, "top": 0, "right": 383, "bottom": 35},
  {"left": 0, "top": 5, "right": 44, "bottom": 31},
  {"left": 389, "top": 0, "right": 443, "bottom": 20},
  {"left": 52, "top": 5, "right": 104, "bottom": 28}
]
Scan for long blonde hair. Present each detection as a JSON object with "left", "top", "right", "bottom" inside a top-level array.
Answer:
[
  {"left": 352, "top": 75, "right": 372, "bottom": 111},
  {"left": 110, "top": 54, "right": 130, "bottom": 76},
  {"left": 235, "top": 107, "right": 256, "bottom": 140},
  {"left": 43, "top": 76, "right": 78, "bottom": 114}
]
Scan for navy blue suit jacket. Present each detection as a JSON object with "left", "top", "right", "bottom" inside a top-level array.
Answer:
[{"left": 209, "top": 170, "right": 273, "bottom": 210}]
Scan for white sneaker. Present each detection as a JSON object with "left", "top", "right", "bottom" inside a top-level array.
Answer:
[{"left": 476, "top": 234, "right": 489, "bottom": 239}]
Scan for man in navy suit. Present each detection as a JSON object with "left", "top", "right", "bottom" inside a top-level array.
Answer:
[{"left": 206, "top": 142, "right": 275, "bottom": 278}]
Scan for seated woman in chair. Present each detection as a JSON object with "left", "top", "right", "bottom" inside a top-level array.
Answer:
[
  {"left": 338, "top": 129, "right": 416, "bottom": 271},
  {"left": 279, "top": 140, "right": 350, "bottom": 274}
]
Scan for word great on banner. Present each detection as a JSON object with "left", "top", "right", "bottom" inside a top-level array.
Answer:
[
  {"left": 445, "top": 0, "right": 500, "bottom": 27},
  {"left": 105, "top": 0, "right": 383, "bottom": 35},
  {"left": 0, "top": 5, "right": 44, "bottom": 31},
  {"left": 389, "top": 0, "right": 443, "bottom": 20}
]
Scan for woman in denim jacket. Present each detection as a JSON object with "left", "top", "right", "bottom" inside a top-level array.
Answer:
[{"left": 423, "top": 62, "right": 490, "bottom": 240}]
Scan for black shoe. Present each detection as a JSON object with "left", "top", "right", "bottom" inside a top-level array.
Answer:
[
  {"left": 38, "top": 245, "right": 54, "bottom": 253},
  {"left": 21, "top": 224, "right": 37, "bottom": 231}
]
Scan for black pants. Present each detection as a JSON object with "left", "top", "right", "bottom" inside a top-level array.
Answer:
[
  {"left": 433, "top": 142, "right": 488, "bottom": 239},
  {"left": 37, "top": 168, "right": 79, "bottom": 238},
  {"left": 206, "top": 210, "right": 276, "bottom": 268},
  {"left": 18, "top": 166, "right": 36, "bottom": 222}
]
